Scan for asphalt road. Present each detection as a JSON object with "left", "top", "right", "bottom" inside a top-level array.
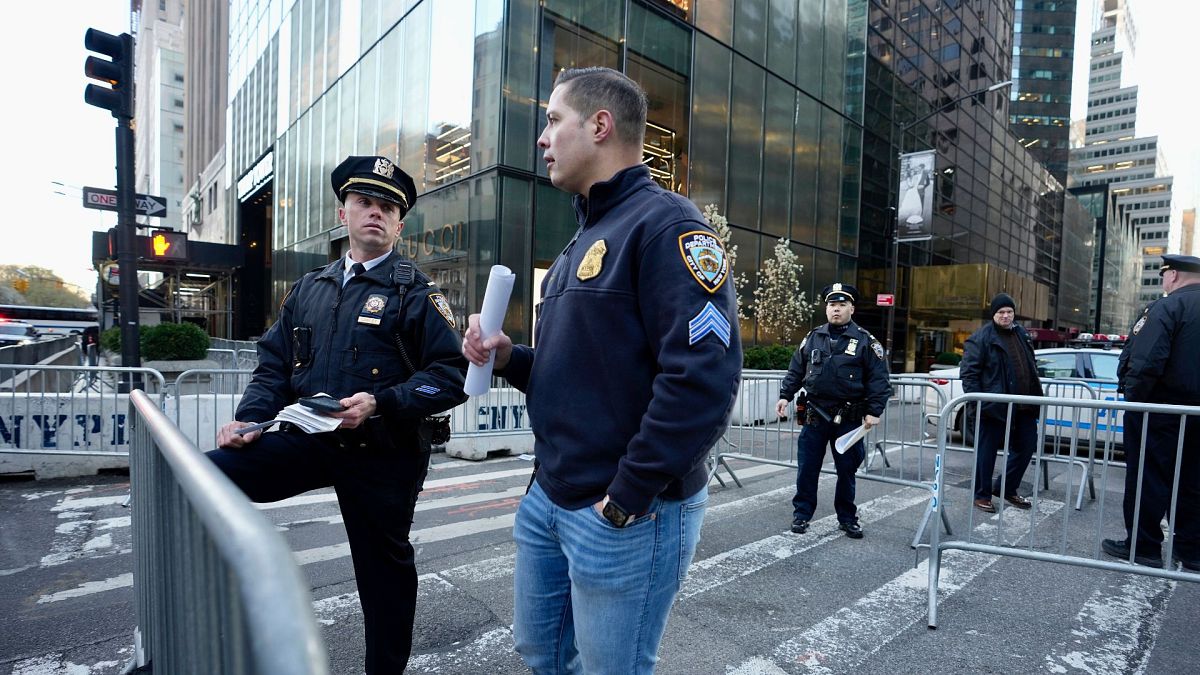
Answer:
[{"left": 2, "top": 422, "right": 1198, "bottom": 674}]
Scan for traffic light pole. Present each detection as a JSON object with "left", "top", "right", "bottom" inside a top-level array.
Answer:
[{"left": 115, "top": 117, "right": 140, "bottom": 372}]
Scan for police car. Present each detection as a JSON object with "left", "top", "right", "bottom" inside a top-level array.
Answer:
[
  {"left": 0, "top": 320, "right": 39, "bottom": 346},
  {"left": 922, "top": 340, "right": 1125, "bottom": 446}
]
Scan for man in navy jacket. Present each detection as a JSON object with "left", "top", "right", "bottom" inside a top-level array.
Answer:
[{"left": 462, "top": 67, "right": 741, "bottom": 674}]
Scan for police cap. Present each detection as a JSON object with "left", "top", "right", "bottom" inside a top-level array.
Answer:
[
  {"left": 331, "top": 155, "right": 417, "bottom": 215},
  {"left": 1159, "top": 254, "right": 1200, "bottom": 275},
  {"left": 821, "top": 283, "right": 858, "bottom": 304}
]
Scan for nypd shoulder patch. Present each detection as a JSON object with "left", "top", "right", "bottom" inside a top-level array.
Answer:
[
  {"left": 1132, "top": 315, "right": 1147, "bottom": 335},
  {"left": 678, "top": 231, "right": 729, "bottom": 293},
  {"left": 428, "top": 293, "right": 456, "bottom": 328},
  {"left": 871, "top": 340, "right": 885, "bottom": 360},
  {"left": 688, "top": 302, "right": 731, "bottom": 347}
]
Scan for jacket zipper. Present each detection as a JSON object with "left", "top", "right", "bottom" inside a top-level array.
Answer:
[{"left": 326, "top": 279, "right": 343, "bottom": 389}]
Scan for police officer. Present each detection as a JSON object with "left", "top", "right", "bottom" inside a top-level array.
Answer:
[
  {"left": 1104, "top": 253, "right": 1200, "bottom": 571},
  {"left": 775, "top": 283, "right": 891, "bottom": 538},
  {"left": 209, "top": 155, "right": 468, "bottom": 673}
]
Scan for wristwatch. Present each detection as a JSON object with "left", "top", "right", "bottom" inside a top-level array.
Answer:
[{"left": 601, "top": 497, "right": 634, "bottom": 528}]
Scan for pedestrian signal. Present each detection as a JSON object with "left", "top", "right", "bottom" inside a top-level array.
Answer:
[{"left": 147, "top": 229, "right": 188, "bottom": 261}]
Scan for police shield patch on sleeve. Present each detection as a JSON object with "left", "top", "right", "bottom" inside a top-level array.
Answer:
[
  {"left": 871, "top": 340, "right": 885, "bottom": 360},
  {"left": 429, "top": 293, "right": 456, "bottom": 328},
  {"left": 1132, "top": 315, "right": 1147, "bottom": 335},
  {"left": 688, "top": 302, "right": 731, "bottom": 347},
  {"left": 678, "top": 231, "right": 729, "bottom": 293}
]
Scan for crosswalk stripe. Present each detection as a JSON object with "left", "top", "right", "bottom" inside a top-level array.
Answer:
[
  {"left": 1042, "top": 573, "right": 1175, "bottom": 674},
  {"left": 726, "top": 498, "right": 1066, "bottom": 674},
  {"left": 36, "top": 573, "right": 133, "bottom": 604}
]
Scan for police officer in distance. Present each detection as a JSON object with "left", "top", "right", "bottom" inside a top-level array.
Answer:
[
  {"left": 1104, "top": 253, "right": 1200, "bottom": 571},
  {"left": 209, "top": 155, "right": 468, "bottom": 673},
  {"left": 775, "top": 283, "right": 891, "bottom": 538}
]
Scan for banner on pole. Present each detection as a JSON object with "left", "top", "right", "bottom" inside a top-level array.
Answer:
[{"left": 896, "top": 150, "right": 935, "bottom": 242}]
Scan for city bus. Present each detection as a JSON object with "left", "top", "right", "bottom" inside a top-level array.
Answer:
[{"left": 0, "top": 304, "right": 100, "bottom": 339}]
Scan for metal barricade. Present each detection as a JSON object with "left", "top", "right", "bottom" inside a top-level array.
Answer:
[
  {"left": 236, "top": 348, "right": 259, "bottom": 369},
  {"left": 205, "top": 348, "right": 239, "bottom": 370},
  {"left": 712, "top": 373, "right": 953, "bottom": 547},
  {"left": 168, "top": 369, "right": 254, "bottom": 449},
  {"left": 0, "top": 364, "right": 165, "bottom": 456},
  {"left": 127, "top": 389, "right": 328, "bottom": 673},
  {"left": 925, "top": 392, "right": 1200, "bottom": 629}
]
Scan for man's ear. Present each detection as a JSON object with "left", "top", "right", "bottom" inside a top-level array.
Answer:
[
  {"left": 337, "top": 205, "right": 347, "bottom": 226},
  {"left": 592, "top": 109, "right": 616, "bottom": 144}
]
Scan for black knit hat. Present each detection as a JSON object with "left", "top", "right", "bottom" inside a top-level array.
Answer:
[{"left": 990, "top": 292, "right": 1015, "bottom": 315}]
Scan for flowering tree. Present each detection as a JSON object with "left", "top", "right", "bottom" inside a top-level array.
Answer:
[
  {"left": 703, "top": 204, "right": 749, "bottom": 321},
  {"left": 752, "top": 238, "right": 814, "bottom": 342}
]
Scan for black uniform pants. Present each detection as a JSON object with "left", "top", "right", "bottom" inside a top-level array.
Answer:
[
  {"left": 792, "top": 413, "right": 866, "bottom": 523},
  {"left": 1122, "top": 412, "right": 1200, "bottom": 561},
  {"left": 207, "top": 424, "right": 432, "bottom": 674},
  {"left": 973, "top": 410, "right": 1037, "bottom": 501}
]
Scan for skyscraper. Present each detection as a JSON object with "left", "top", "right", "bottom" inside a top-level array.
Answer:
[
  {"left": 1010, "top": 0, "right": 1078, "bottom": 183},
  {"left": 1067, "top": 0, "right": 1174, "bottom": 308}
]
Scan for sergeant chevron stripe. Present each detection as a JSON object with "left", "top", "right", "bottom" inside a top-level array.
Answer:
[{"left": 688, "top": 301, "right": 731, "bottom": 346}]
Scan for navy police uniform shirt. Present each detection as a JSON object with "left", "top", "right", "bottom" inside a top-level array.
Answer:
[
  {"left": 1118, "top": 283, "right": 1200, "bottom": 405},
  {"left": 779, "top": 321, "right": 891, "bottom": 416},
  {"left": 499, "top": 164, "right": 742, "bottom": 516},
  {"left": 237, "top": 252, "right": 467, "bottom": 432}
]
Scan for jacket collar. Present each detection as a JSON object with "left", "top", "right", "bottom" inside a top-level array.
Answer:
[
  {"left": 316, "top": 251, "right": 398, "bottom": 285},
  {"left": 814, "top": 321, "right": 859, "bottom": 338},
  {"left": 572, "top": 165, "right": 653, "bottom": 228}
]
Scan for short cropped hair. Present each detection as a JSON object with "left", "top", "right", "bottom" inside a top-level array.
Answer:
[{"left": 553, "top": 67, "right": 648, "bottom": 147}]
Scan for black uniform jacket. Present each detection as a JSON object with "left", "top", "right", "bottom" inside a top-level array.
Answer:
[
  {"left": 237, "top": 252, "right": 467, "bottom": 435},
  {"left": 779, "top": 321, "right": 891, "bottom": 417},
  {"left": 1119, "top": 284, "right": 1200, "bottom": 404},
  {"left": 960, "top": 321, "right": 1042, "bottom": 419}
]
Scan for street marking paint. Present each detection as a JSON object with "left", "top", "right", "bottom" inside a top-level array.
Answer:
[
  {"left": 1043, "top": 573, "right": 1175, "bottom": 674},
  {"left": 36, "top": 573, "right": 133, "bottom": 604},
  {"left": 681, "top": 488, "right": 932, "bottom": 600},
  {"left": 726, "top": 499, "right": 1065, "bottom": 674},
  {"left": 406, "top": 627, "right": 522, "bottom": 672}
]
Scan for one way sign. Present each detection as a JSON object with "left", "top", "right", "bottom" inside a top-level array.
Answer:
[{"left": 82, "top": 186, "right": 168, "bottom": 218}]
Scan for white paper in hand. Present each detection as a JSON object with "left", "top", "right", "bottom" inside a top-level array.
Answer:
[
  {"left": 465, "top": 265, "right": 516, "bottom": 396},
  {"left": 834, "top": 423, "right": 869, "bottom": 454}
]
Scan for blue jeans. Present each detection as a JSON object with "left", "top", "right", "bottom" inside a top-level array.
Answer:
[
  {"left": 792, "top": 415, "right": 866, "bottom": 523},
  {"left": 512, "top": 481, "right": 707, "bottom": 674}
]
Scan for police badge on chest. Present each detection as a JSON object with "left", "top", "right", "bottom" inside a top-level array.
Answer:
[{"left": 358, "top": 294, "right": 388, "bottom": 325}]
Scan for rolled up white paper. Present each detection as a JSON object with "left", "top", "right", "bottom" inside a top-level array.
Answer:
[
  {"left": 834, "top": 423, "right": 869, "bottom": 455},
  {"left": 464, "top": 265, "right": 516, "bottom": 396}
]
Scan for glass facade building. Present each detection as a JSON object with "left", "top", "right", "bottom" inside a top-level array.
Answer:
[
  {"left": 1009, "top": 0, "right": 1076, "bottom": 183},
  {"left": 857, "top": 0, "right": 1092, "bottom": 371},
  {"left": 224, "top": 0, "right": 869, "bottom": 344}
]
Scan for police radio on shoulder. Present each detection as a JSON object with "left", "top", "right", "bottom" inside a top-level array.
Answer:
[{"left": 298, "top": 395, "right": 347, "bottom": 414}]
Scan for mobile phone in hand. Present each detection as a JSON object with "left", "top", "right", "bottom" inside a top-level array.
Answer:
[{"left": 298, "top": 396, "right": 347, "bottom": 415}]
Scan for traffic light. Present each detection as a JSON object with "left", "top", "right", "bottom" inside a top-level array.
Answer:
[
  {"left": 84, "top": 28, "right": 134, "bottom": 118},
  {"left": 147, "top": 229, "right": 188, "bottom": 261}
]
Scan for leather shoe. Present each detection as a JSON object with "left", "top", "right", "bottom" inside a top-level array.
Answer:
[
  {"left": 1004, "top": 494, "right": 1032, "bottom": 510},
  {"left": 974, "top": 499, "right": 996, "bottom": 513},
  {"left": 790, "top": 519, "right": 809, "bottom": 534},
  {"left": 839, "top": 520, "right": 864, "bottom": 539},
  {"left": 1102, "top": 538, "right": 1163, "bottom": 568}
]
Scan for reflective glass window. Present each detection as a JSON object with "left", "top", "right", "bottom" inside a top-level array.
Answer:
[
  {"left": 689, "top": 33, "right": 731, "bottom": 211},
  {"left": 767, "top": 0, "right": 797, "bottom": 83},
  {"left": 761, "top": 75, "right": 794, "bottom": 238},
  {"left": 428, "top": 0, "right": 476, "bottom": 186},
  {"left": 734, "top": 0, "right": 767, "bottom": 65},
  {"left": 728, "top": 55, "right": 764, "bottom": 229},
  {"left": 629, "top": 2, "right": 692, "bottom": 193},
  {"left": 791, "top": 93, "right": 820, "bottom": 245}
]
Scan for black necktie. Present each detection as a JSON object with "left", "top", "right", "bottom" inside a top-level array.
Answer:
[{"left": 351, "top": 262, "right": 366, "bottom": 277}]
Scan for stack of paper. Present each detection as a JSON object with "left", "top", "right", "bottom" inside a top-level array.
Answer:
[{"left": 276, "top": 402, "right": 343, "bottom": 434}]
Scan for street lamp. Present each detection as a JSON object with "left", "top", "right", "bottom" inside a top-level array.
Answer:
[{"left": 883, "top": 79, "right": 1014, "bottom": 366}]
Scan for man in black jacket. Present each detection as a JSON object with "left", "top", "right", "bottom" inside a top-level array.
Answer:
[
  {"left": 960, "top": 292, "right": 1042, "bottom": 513},
  {"left": 775, "top": 283, "right": 891, "bottom": 538},
  {"left": 209, "top": 155, "right": 468, "bottom": 673},
  {"left": 1103, "top": 253, "right": 1200, "bottom": 571}
]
